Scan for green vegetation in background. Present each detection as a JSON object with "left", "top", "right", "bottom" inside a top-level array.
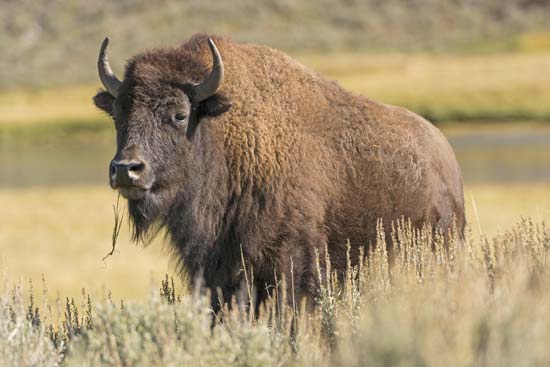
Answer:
[
  {"left": 1, "top": 51, "right": 549, "bottom": 138},
  {"left": 2, "top": 0, "right": 550, "bottom": 89},
  {"left": 301, "top": 51, "right": 550, "bottom": 124}
]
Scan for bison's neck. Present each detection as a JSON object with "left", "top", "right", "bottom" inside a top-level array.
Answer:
[{"left": 163, "top": 123, "right": 235, "bottom": 275}]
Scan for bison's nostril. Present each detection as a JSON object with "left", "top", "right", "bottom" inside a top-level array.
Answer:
[{"left": 129, "top": 162, "right": 145, "bottom": 173}]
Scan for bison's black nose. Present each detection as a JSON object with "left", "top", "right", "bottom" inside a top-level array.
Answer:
[{"left": 109, "top": 159, "right": 148, "bottom": 189}]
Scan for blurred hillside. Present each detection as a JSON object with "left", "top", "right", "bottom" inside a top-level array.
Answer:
[{"left": 2, "top": 0, "right": 550, "bottom": 89}]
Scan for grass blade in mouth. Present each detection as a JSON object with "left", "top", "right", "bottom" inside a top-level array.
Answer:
[{"left": 103, "top": 193, "right": 124, "bottom": 262}]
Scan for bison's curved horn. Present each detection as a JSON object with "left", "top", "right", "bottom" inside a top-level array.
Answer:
[
  {"left": 97, "top": 37, "right": 122, "bottom": 97},
  {"left": 192, "top": 39, "right": 224, "bottom": 103}
]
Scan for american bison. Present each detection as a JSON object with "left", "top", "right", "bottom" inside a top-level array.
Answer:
[{"left": 93, "top": 33, "right": 465, "bottom": 309}]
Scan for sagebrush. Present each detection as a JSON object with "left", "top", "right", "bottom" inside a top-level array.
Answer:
[{"left": 2, "top": 218, "right": 549, "bottom": 366}]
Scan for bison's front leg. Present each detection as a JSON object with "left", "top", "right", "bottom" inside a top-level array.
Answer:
[{"left": 255, "top": 233, "right": 327, "bottom": 313}]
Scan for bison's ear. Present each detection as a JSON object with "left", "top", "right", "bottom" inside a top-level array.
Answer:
[
  {"left": 93, "top": 91, "right": 115, "bottom": 115},
  {"left": 186, "top": 94, "right": 231, "bottom": 139},
  {"left": 198, "top": 93, "right": 231, "bottom": 117}
]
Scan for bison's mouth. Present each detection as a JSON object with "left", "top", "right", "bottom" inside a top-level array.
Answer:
[
  {"left": 118, "top": 186, "right": 149, "bottom": 200},
  {"left": 109, "top": 158, "right": 155, "bottom": 201}
]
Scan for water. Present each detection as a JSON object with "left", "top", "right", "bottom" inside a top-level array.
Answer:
[
  {"left": 1, "top": 125, "right": 549, "bottom": 188},
  {"left": 0, "top": 133, "right": 114, "bottom": 188},
  {"left": 450, "top": 127, "right": 550, "bottom": 183}
]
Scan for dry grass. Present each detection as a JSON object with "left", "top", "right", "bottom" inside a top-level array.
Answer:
[
  {"left": 1, "top": 183, "right": 549, "bottom": 303},
  {"left": 0, "top": 186, "right": 174, "bottom": 300},
  {"left": 465, "top": 183, "right": 550, "bottom": 236},
  {"left": 2, "top": 215, "right": 549, "bottom": 366}
]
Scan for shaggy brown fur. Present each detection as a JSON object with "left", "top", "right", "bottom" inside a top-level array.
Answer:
[{"left": 93, "top": 33, "right": 465, "bottom": 309}]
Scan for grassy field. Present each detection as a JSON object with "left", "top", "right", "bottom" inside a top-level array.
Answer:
[
  {"left": 0, "top": 187, "right": 172, "bottom": 300},
  {"left": 1, "top": 51, "right": 550, "bottom": 130},
  {"left": 300, "top": 51, "right": 550, "bottom": 123},
  {"left": 1, "top": 183, "right": 549, "bottom": 302},
  {"left": 2, "top": 209, "right": 549, "bottom": 366},
  {"left": 2, "top": 30, "right": 550, "bottom": 364},
  {"left": 2, "top": 48, "right": 548, "bottom": 300},
  {"left": 2, "top": 1, "right": 550, "bottom": 363}
]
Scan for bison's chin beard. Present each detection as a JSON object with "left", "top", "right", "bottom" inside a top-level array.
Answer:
[{"left": 126, "top": 189, "right": 168, "bottom": 243}]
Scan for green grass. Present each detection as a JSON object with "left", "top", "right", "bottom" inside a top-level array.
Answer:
[
  {"left": 2, "top": 0, "right": 550, "bottom": 89},
  {"left": 2, "top": 216, "right": 549, "bottom": 366},
  {"left": 299, "top": 51, "right": 550, "bottom": 123},
  {"left": 0, "top": 85, "right": 107, "bottom": 128},
  {"left": 2, "top": 51, "right": 549, "bottom": 136}
]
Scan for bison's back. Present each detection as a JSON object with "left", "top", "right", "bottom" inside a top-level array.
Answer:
[{"left": 213, "top": 37, "right": 465, "bottom": 249}]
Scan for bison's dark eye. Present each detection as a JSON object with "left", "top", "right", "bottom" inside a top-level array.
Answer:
[{"left": 173, "top": 112, "right": 187, "bottom": 124}]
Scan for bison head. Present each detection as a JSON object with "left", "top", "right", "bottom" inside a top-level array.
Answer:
[{"left": 93, "top": 37, "right": 231, "bottom": 239}]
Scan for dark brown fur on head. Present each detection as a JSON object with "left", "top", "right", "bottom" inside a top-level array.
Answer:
[{"left": 93, "top": 33, "right": 465, "bottom": 311}]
